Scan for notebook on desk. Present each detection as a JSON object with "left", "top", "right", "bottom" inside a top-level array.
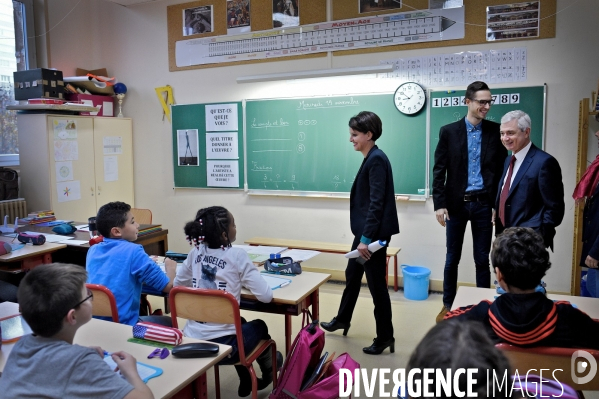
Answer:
[
  {"left": 1, "top": 314, "right": 33, "bottom": 343},
  {"left": 104, "top": 355, "right": 162, "bottom": 383}
]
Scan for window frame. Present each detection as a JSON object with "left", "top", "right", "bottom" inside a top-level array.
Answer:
[{"left": 0, "top": 0, "right": 37, "bottom": 167}]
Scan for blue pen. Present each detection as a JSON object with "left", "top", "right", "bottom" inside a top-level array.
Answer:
[
  {"left": 103, "top": 350, "right": 112, "bottom": 357},
  {"left": 279, "top": 281, "right": 290, "bottom": 288}
]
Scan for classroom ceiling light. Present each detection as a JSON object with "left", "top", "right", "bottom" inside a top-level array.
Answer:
[{"left": 236, "top": 64, "right": 394, "bottom": 84}]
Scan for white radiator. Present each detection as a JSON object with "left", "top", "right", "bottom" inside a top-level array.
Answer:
[{"left": 0, "top": 198, "right": 27, "bottom": 220}]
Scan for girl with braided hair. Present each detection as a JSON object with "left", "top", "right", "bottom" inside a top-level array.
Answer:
[{"left": 174, "top": 206, "right": 282, "bottom": 397}]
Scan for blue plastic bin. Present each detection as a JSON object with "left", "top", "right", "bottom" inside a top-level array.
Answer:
[{"left": 401, "top": 265, "right": 431, "bottom": 301}]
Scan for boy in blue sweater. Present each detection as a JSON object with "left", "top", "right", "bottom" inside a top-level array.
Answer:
[{"left": 86, "top": 201, "right": 176, "bottom": 326}]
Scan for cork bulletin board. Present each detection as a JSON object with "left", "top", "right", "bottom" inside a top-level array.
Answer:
[
  {"left": 168, "top": 0, "right": 556, "bottom": 71},
  {"left": 332, "top": 0, "right": 556, "bottom": 56},
  {"left": 167, "top": 0, "right": 327, "bottom": 71}
]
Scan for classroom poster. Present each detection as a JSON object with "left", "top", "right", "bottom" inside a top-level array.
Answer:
[
  {"left": 206, "top": 160, "right": 239, "bottom": 187},
  {"left": 227, "top": 0, "right": 251, "bottom": 34},
  {"left": 206, "top": 133, "right": 239, "bottom": 159},
  {"left": 183, "top": 5, "right": 213, "bottom": 35},
  {"left": 177, "top": 129, "right": 199, "bottom": 166},
  {"left": 104, "top": 156, "right": 119, "bottom": 182},
  {"left": 56, "top": 180, "right": 81, "bottom": 203},
  {"left": 272, "top": 0, "right": 299, "bottom": 28},
  {"left": 55, "top": 161, "right": 74, "bottom": 182},
  {"left": 205, "top": 104, "right": 239, "bottom": 132},
  {"left": 486, "top": 1, "right": 539, "bottom": 41}
]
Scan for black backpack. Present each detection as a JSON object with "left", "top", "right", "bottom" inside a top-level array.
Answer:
[{"left": 0, "top": 168, "right": 18, "bottom": 200}]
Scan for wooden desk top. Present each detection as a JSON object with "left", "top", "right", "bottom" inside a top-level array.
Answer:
[
  {"left": 452, "top": 286, "right": 599, "bottom": 319},
  {"left": 245, "top": 236, "right": 401, "bottom": 256},
  {"left": 241, "top": 269, "right": 331, "bottom": 305},
  {"left": 17, "top": 223, "right": 167, "bottom": 249},
  {"left": 0, "top": 316, "right": 231, "bottom": 399},
  {"left": 0, "top": 236, "right": 66, "bottom": 263}
]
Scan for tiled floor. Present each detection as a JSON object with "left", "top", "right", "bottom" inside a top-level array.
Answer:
[{"left": 148, "top": 284, "right": 598, "bottom": 399}]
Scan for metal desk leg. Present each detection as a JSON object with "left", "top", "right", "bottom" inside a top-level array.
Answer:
[
  {"left": 394, "top": 255, "right": 398, "bottom": 292},
  {"left": 285, "top": 315, "right": 291, "bottom": 354}
]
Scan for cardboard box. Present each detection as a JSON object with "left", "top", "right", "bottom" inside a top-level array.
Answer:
[
  {"left": 66, "top": 93, "right": 115, "bottom": 117},
  {"left": 13, "top": 68, "right": 64, "bottom": 100}
]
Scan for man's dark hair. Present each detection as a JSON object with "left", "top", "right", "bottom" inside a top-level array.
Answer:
[
  {"left": 491, "top": 227, "right": 551, "bottom": 290},
  {"left": 96, "top": 201, "right": 131, "bottom": 238},
  {"left": 18, "top": 263, "right": 87, "bottom": 337},
  {"left": 465, "top": 81, "right": 490, "bottom": 100},
  {"left": 407, "top": 319, "right": 512, "bottom": 399},
  {"left": 348, "top": 111, "right": 383, "bottom": 141},
  {"left": 184, "top": 206, "right": 232, "bottom": 249}
]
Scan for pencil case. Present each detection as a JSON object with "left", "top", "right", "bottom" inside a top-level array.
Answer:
[
  {"left": 132, "top": 321, "right": 183, "bottom": 345},
  {"left": 172, "top": 343, "right": 220, "bottom": 358}
]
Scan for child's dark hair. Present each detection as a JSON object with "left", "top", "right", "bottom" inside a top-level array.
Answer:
[
  {"left": 406, "top": 319, "right": 512, "bottom": 399},
  {"left": 96, "top": 201, "right": 131, "bottom": 238},
  {"left": 184, "top": 206, "right": 231, "bottom": 249},
  {"left": 348, "top": 111, "right": 383, "bottom": 141},
  {"left": 18, "top": 263, "right": 88, "bottom": 337},
  {"left": 491, "top": 226, "right": 550, "bottom": 290}
]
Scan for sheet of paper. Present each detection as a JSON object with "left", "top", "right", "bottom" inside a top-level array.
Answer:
[
  {"left": 55, "top": 161, "right": 74, "bottom": 182},
  {"left": 104, "top": 156, "right": 118, "bottom": 182},
  {"left": 279, "top": 249, "right": 320, "bottom": 262},
  {"left": 103, "top": 136, "right": 123, "bottom": 155},
  {"left": 54, "top": 140, "right": 79, "bottom": 161},
  {"left": 206, "top": 132, "right": 239, "bottom": 159},
  {"left": 205, "top": 104, "right": 239, "bottom": 132},
  {"left": 56, "top": 180, "right": 81, "bottom": 203},
  {"left": 75, "top": 224, "right": 90, "bottom": 231},
  {"left": 206, "top": 160, "right": 239, "bottom": 187},
  {"left": 232, "top": 244, "right": 254, "bottom": 251},
  {"left": 246, "top": 246, "right": 287, "bottom": 255},
  {"left": 22, "top": 232, "right": 74, "bottom": 243},
  {"left": 62, "top": 240, "right": 88, "bottom": 246},
  {"left": 103, "top": 101, "right": 114, "bottom": 117},
  {"left": 260, "top": 274, "right": 291, "bottom": 290}
]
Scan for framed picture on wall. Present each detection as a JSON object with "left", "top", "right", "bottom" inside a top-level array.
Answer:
[
  {"left": 227, "top": 0, "right": 251, "bottom": 34},
  {"left": 359, "top": 0, "right": 401, "bottom": 14},
  {"left": 183, "top": 5, "right": 213, "bottom": 36},
  {"left": 273, "top": 0, "right": 299, "bottom": 28}
]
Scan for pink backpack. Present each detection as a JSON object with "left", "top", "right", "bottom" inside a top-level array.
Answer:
[{"left": 270, "top": 311, "right": 359, "bottom": 399}]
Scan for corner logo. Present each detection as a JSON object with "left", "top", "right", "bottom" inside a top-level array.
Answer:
[{"left": 571, "top": 350, "right": 598, "bottom": 385}]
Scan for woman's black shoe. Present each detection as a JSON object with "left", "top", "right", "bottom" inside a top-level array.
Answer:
[
  {"left": 362, "top": 337, "right": 395, "bottom": 355},
  {"left": 320, "top": 318, "right": 350, "bottom": 336}
]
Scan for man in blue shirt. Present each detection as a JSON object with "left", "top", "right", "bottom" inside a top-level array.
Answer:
[
  {"left": 432, "top": 81, "right": 507, "bottom": 322},
  {"left": 87, "top": 201, "right": 177, "bottom": 326}
]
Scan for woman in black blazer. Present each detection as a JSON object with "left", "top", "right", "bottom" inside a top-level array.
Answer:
[{"left": 321, "top": 111, "right": 400, "bottom": 355}]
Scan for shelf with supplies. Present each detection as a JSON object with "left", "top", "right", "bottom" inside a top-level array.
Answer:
[{"left": 7, "top": 104, "right": 100, "bottom": 113}]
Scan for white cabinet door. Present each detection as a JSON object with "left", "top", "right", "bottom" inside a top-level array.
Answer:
[
  {"left": 92, "top": 118, "right": 134, "bottom": 209},
  {"left": 47, "top": 116, "right": 97, "bottom": 221}
]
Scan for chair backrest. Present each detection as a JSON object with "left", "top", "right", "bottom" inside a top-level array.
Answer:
[
  {"left": 131, "top": 208, "right": 152, "bottom": 225},
  {"left": 169, "top": 287, "right": 246, "bottom": 358},
  {"left": 496, "top": 343, "right": 599, "bottom": 391},
  {"left": 86, "top": 283, "right": 119, "bottom": 323}
]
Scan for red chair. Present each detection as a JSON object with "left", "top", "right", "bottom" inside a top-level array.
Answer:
[
  {"left": 496, "top": 343, "right": 599, "bottom": 394},
  {"left": 170, "top": 287, "right": 277, "bottom": 399},
  {"left": 85, "top": 283, "right": 119, "bottom": 323}
]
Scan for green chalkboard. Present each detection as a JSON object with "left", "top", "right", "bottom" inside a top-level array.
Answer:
[
  {"left": 172, "top": 102, "right": 244, "bottom": 189},
  {"left": 429, "top": 85, "right": 546, "bottom": 189},
  {"left": 245, "top": 94, "right": 427, "bottom": 196}
]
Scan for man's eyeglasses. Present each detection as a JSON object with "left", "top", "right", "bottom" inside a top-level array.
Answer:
[
  {"left": 73, "top": 289, "right": 94, "bottom": 309},
  {"left": 471, "top": 99, "right": 494, "bottom": 106}
]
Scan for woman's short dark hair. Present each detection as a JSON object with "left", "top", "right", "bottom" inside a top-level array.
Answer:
[
  {"left": 348, "top": 111, "right": 382, "bottom": 141},
  {"left": 465, "top": 81, "right": 490, "bottom": 100},
  {"left": 491, "top": 227, "right": 550, "bottom": 290},
  {"left": 18, "top": 263, "right": 87, "bottom": 337},
  {"left": 406, "top": 319, "right": 512, "bottom": 399}
]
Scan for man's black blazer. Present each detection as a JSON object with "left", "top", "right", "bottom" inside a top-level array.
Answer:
[
  {"left": 433, "top": 118, "right": 506, "bottom": 215},
  {"left": 350, "top": 146, "right": 399, "bottom": 242},
  {"left": 494, "top": 143, "right": 565, "bottom": 250}
]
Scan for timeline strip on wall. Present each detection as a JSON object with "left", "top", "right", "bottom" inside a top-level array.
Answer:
[{"left": 175, "top": 7, "right": 465, "bottom": 66}]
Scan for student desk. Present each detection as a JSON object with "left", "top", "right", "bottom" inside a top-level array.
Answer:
[
  {"left": 245, "top": 236, "right": 402, "bottom": 291},
  {"left": 0, "top": 236, "right": 66, "bottom": 273},
  {"left": 241, "top": 270, "right": 331, "bottom": 354},
  {"left": 0, "top": 303, "right": 231, "bottom": 399},
  {"left": 451, "top": 286, "right": 599, "bottom": 318},
  {"left": 15, "top": 224, "right": 169, "bottom": 266}
]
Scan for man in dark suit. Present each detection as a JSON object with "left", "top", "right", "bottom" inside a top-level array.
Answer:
[
  {"left": 495, "top": 110, "right": 564, "bottom": 250},
  {"left": 433, "top": 81, "right": 507, "bottom": 322}
]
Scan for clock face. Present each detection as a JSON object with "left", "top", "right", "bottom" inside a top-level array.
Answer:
[{"left": 394, "top": 82, "right": 425, "bottom": 115}]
